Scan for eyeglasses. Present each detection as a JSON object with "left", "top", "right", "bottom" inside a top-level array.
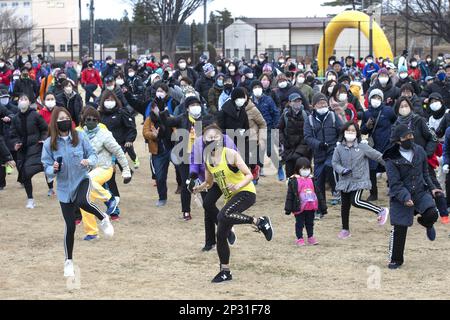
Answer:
[{"left": 85, "top": 117, "right": 98, "bottom": 122}]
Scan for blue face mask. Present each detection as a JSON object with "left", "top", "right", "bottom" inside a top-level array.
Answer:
[
  {"left": 217, "top": 80, "right": 223, "bottom": 87},
  {"left": 437, "top": 72, "right": 446, "bottom": 82}
]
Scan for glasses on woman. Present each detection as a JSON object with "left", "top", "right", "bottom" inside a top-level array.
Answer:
[{"left": 85, "top": 117, "right": 99, "bottom": 122}]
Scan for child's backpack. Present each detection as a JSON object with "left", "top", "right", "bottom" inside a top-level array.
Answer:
[{"left": 297, "top": 177, "right": 319, "bottom": 213}]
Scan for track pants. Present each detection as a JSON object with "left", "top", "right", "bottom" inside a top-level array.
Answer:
[
  {"left": 81, "top": 167, "right": 114, "bottom": 236},
  {"left": 60, "top": 178, "right": 108, "bottom": 260},
  {"left": 201, "top": 183, "right": 222, "bottom": 246},
  {"left": 341, "top": 189, "right": 382, "bottom": 231},
  {"left": 217, "top": 191, "right": 256, "bottom": 265}
]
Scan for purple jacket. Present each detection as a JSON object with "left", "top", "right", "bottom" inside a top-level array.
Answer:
[{"left": 190, "top": 135, "right": 237, "bottom": 182}]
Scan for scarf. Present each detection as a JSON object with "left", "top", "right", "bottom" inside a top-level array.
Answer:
[
  {"left": 397, "top": 112, "right": 414, "bottom": 129},
  {"left": 84, "top": 126, "right": 100, "bottom": 140},
  {"left": 188, "top": 115, "right": 196, "bottom": 153}
]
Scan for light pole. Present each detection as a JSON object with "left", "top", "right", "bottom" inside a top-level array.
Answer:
[
  {"left": 89, "top": 0, "right": 95, "bottom": 58},
  {"left": 79, "top": 0, "right": 82, "bottom": 60},
  {"left": 203, "top": 0, "right": 208, "bottom": 59}
]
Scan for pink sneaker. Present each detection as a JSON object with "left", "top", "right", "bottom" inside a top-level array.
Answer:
[
  {"left": 377, "top": 208, "right": 389, "bottom": 226},
  {"left": 338, "top": 229, "right": 351, "bottom": 239},
  {"left": 296, "top": 238, "right": 305, "bottom": 246},
  {"left": 307, "top": 236, "right": 319, "bottom": 245}
]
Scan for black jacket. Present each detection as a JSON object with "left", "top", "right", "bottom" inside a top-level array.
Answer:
[
  {"left": 195, "top": 75, "right": 215, "bottom": 101},
  {"left": 421, "top": 80, "right": 450, "bottom": 108},
  {"left": 275, "top": 84, "right": 310, "bottom": 111},
  {"left": 173, "top": 68, "right": 198, "bottom": 84},
  {"left": 12, "top": 78, "right": 39, "bottom": 102},
  {"left": 279, "top": 108, "right": 311, "bottom": 161},
  {"left": 216, "top": 99, "right": 250, "bottom": 133},
  {"left": 395, "top": 77, "right": 421, "bottom": 95},
  {"left": 284, "top": 176, "right": 300, "bottom": 214},
  {"left": 100, "top": 107, "right": 137, "bottom": 146},
  {"left": 56, "top": 91, "right": 83, "bottom": 126}
]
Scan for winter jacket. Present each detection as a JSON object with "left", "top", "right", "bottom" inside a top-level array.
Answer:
[
  {"left": 362, "top": 62, "right": 380, "bottom": 79},
  {"left": 10, "top": 109, "right": 48, "bottom": 181},
  {"left": 0, "top": 135, "right": 12, "bottom": 164},
  {"left": 102, "top": 63, "right": 119, "bottom": 80},
  {"left": 142, "top": 111, "right": 174, "bottom": 155},
  {"left": 0, "top": 67, "right": 12, "bottom": 87},
  {"left": 252, "top": 94, "right": 280, "bottom": 129},
  {"left": 395, "top": 77, "right": 421, "bottom": 95},
  {"left": 284, "top": 176, "right": 300, "bottom": 214},
  {"left": 38, "top": 106, "right": 53, "bottom": 125},
  {"left": 436, "top": 112, "right": 450, "bottom": 138},
  {"left": 274, "top": 84, "right": 310, "bottom": 111},
  {"left": 56, "top": 91, "right": 83, "bottom": 126},
  {"left": 279, "top": 107, "right": 311, "bottom": 161},
  {"left": 218, "top": 91, "right": 231, "bottom": 111},
  {"left": 100, "top": 107, "right": 137, "bottom": 146},
  {"left": 207, "top": 85, "right": 223, "bottom": 114},
  {"left": 368, "top": 79, "right": 400, "bottom": 107},
  {"left": 384, "top": 143, "right": 437, "bottom": 227},
  {"left": 295, "top": 83, "right": 314, "bottom": 105},
  {"left": 216, "top": 99, "right": 250, "bottom": 133},
  {"left": 12, "top": 78, "right": 39, "bottom": 102},
  {"left": 125, "top": 75, "right": 145, "bottom": 97},
  {"left": 245, "top": 100, "right": 267, "bottom": 142},
  {"left": 421, "top": 80, "right": 450, "bottom": 108},
  {"left": 81, "top": 68, "right": 103, "bottom": 87},
  {"left": 332, "top": 141, "right": 384, "bottom": 192},
  {"left": 303, "top": 110, "right": 343, "bottom": 164},
  {"left": 173, "top": 68, "right": 198, "bottom": 84},
  {"left": 195, "top": 75, "right": 215, "bottom": 101}
]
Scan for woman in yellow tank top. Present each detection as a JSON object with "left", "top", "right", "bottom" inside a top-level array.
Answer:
[{"left": 194, "top": 124, "right": 274, "bottom": 283}]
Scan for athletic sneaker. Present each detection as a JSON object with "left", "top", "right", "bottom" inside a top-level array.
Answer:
[
  {"left": 256, "top": 216, "right": 274, "bottom": 241},
  {"left": 307, "top": 236, "right": 319, "bottom": 245},
  {"left": 211, "top": 270, "right": 232, "bottom": 283},
  {"left": 156, "top": 200, "right": 167, "bottom": 207},
  {"left": 105, "top": 197, "right": 118, "bottom": 216},
  {"left": 314, "top": 212, "right": 322, "bottom": 220},
  {"left": 377, "top": 208, "right": 389, "bottom": 226},
  {"left": 227, "top": 228, "right": 236, "bottom": 246},
  {"left": 388, "top": 262, "right": 402, "bottom": 270},
  {"left": 183, "top": 212, "right": 192, "bottom": 221},
  {"left": 426, "top": 226, "right": 436, "bottom": 241},
  {"left": 277, "top": 167, "right": 285, "bottom": 181},
  {"left": 201, "top": 244, "right": 216, "bottom": 252},
  {"left": 441, "top": 216, "right": 449, "bottom": 224},
  {"left": 5, "top": 165, "right": 13, "bottom": 175},
  {"left": 26, "top": 199, "right": 35, "bottom": 209},
  {"left": 110, "top": 214, "right": 120, "bottom": 222},
  {"left": 47, "top": 189, "right": 56, "bottom": 197},
  {"left": 64, "top": 259, "right": 75, "bottom": 277},
  {"left": 98, "top": 217, "right": 114, "bottom": 239},
  {"left": 296, "top": 238, "right": 305, "bottom": 246},
  {"left": 75, "top": 219, "right": 82, "bottom": 226},
  {"left": 338, "top": 229, "right": 351, "bottom": 239},
  {"left": 84, "top": 235, "right": 99, "bottom": 241},
  {"left": 133, "top": 158, "right": 140, "bottom": 169}
]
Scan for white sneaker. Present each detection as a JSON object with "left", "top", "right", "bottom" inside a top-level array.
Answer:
[
  {"left": 115, "top": 196, "right": 120, "bottom": 206},
  {"left": 26, "top": 199, "right": 35, "bottom": 209},
  {"left": 64, "top": 259, "right": 75, "bottom": 277},
  {"left": 99, "top": 217, "right": 114, "bottom": 239}
]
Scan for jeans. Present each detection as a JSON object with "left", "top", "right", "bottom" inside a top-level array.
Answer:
[
  {"left": 84, "top": 84, "right": 98, "bottom": 102},
  {"left": 151, "top": 149, "right": 172, "bottom": 201}
]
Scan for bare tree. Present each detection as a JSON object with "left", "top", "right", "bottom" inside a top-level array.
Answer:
[
  {"left": 387, "top": 0, "right": 450, "bottom": 44},
  {"left": 0, "top": 9, "right": 36, "bottom": 60},
  {"left": 129, "top": 0, "right": 213, "bottom": 58}
]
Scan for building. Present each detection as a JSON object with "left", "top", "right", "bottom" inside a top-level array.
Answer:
[
  {"left": 225, "top": 17, "right": 373, "bottom": 61},
  {"left": 0, "top": 0, "right": 80, "bottom": 61}
]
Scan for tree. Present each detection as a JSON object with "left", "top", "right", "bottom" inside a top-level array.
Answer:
[
  {"left": 129, "top": 0, "right": 214, "bottom": 59},
  {"left": 0, "top": 9, "right": 36, "bottom": 60},
  {"left": 322, "top": 0, "right": 382, "bottom": 10},
  {"left": 386, "top": 0, "right": 450, "bottom": 44}
]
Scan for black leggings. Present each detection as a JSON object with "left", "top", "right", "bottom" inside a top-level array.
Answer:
[
  {"left": 202, "top": 183, "right": 222, "bottom": 246},
  {"left": 341, "top": 189, "right": 382, "bottom": 231},
  {"left": 60, "top": 178, "right": 107, "bottom": 260},
  {"left": 176, "top": 163, "right": 191, "bottom": 213},
  {"left": 22, "top": 174, "right": 52, "bottom": 199},
  {"left": 124, "top": 146, "right": 137, "bottom": 162},
  {"left": 217, "top": 191, "right": 256, "bottom": 265},
  {"left": 295, "top": 210, "right": 315, "bottom": 239}
]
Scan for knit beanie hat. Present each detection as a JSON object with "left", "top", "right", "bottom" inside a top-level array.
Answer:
[
  {"left": 312, "top": 93, "right": 328, "bottom": 106},
  {"left": 369, "top": 89, "right": 384, "bottom": 101}
]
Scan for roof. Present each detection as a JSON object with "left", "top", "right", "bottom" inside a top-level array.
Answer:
[{"left": 239, "top": 17, "right": 331, "bottom": 29}]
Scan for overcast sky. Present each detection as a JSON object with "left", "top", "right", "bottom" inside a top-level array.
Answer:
[{"left": 87, "top": 0, "right": 348, "bottom": 21}]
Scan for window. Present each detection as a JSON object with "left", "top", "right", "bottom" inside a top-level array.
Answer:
[
  {"left": 265, "top": 48, "right": 282, "bottom": 61},
  {"left": 233, "top": 49, "right": 239, "bottom": 58},
  {"left": 24, "top": 1, "right": 31, "bottom": 6},
  {"left": 290, "top": 45, "right": 317, "bottom": 60},
  {"left": 60, "top": 44, "right": 66, "bottom": 52},
  {"left": 12, "top": 2, "right": 19, "bottom": 7},
  {"left": 225, "top": 49, "right": 230, "bottom": 58},
  {"left": 67, "top": 44, "right": 72, "bottom": 52},
  {"left": 245, "top": 49, "right": 251, "bottom": 60},
  {"left": 49, "top": 45, "right": 55, "bottom": 52},
  {"left": 1, "top": 3, "right": 8, "bottom": 8}
]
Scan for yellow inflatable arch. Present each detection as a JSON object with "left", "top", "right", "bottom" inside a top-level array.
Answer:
[{"left": 317, "top": 10, "right": 393, "bottom": 76}]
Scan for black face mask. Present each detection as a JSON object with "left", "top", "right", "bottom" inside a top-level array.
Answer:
[
  {"left": 400, "top": 139, "right": 413, "bottom": 150},
  {"left": 57, "top": 120, "right": 72, "bottom": 133},
  {"left": 85, "top": 120, "right": 98, "bottom": 131},
  {"left": 205, "top": 139, "right": 221, "bottom": 150}
]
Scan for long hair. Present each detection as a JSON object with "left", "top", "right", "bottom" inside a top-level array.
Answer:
[{"left": 49, "top": 107, "right": 79, "bottom": 151}]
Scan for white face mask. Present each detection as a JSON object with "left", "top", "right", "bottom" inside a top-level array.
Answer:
[
  {"left": 371, "top": 99, "right": 382, "bottom": 108},
  {"left": 253, "top": 88, "right": 263, "bottom": 97},
  {"left": 116, "top": 79, "right": 124, "bottom": 86},
  {"left": 45, "top": 100, "right": 56, "bottom": 110},
  {"left": 0, "top": 63, "right": 4, "bottom": 68},
  {"left": 18, "top": 101, "right": 29, "bottom": 113},
  {"left": 179, "top": 62, "right": 187, "bottom": 69},
  {"left": 64, "top": 87, "right": 73, "bottom": 95},
  {"left": 411, "top": 62, "right": 418, "bottom": 67},
  {"left": 279, "top": 60, "right": 285, "bottom": 64},
  {"left": 327, "top": 75, "right": 336, "bottom": 81},
  {"left": 379, "top": 77, "right": 389, "bottom": 85},
  {"left": 300, "top": 169, "right": 311, "bottom": 177},
  {"left": 189, "top": 105, "right": 202, "bottom": 119},
  {"left": 399, "top": 106, "right": 411, "bottom": 117},
  {"left": 235, "top": 98, "right": 246, "bottom": 108},
  {"left": 228, "top": 66, "right": 236, "bottom": 72},
  {"left": 339, "top": 93, "right": 348, "bottom": 102},
  {"left": 107, "top": 85, "right": 115, "bottom": 91},
  {"left": 13, "top": 76, "right": 19, "bottom": 81},
  {"left": 297, "top": 77, "right": 305, "bottom": 84},
  {"left": 328, "top": 86, "right": 334, "bottom": 94},
  {"left": 185, "top": 93, "right": 196, "bottom": 98},
  {"left": 329, "top": 60, "right": 335, "bottom": 65},
  {"left": 367, "top": 59, "right": 373, "bottom": 64},
  {"left": 246, "top": 73, "right": 254, "bottom": 79},
  {"left": 278, "top": 81, "right": 288, "bottom": 89},
  {"left": 104, "top": 100, "right": 116, "bottom": 109},
  {"left": 0, "top": 98, "right": 9, "bottom": 105},
  {"left": 430, "top": 102, "right": 443, "bottom": 112},
  {"left": 162, "top": 59, "right": 169, "bottom": 64},
  {"left": 316, "top": 107, "right": 329, "bottom": 115},
  {"left": 344, "top": 131, "right": 357, "bottom": 142},
  {"left": 209, "top": 71, "right": 216, "bottom": 78},
  {"left": 128, "top": 72, "right": 135, "bottom": 78},
  {"left": 156, "top": 92, "right": 166, "bottom": 99},
  {"left": 399, "top": 73, "right": 408, "bottom": 79}
]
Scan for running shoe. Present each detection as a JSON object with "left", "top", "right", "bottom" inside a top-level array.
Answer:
[
  {"left": 338, "top": 229, "right": 351, "bottom": 240},
  {"left": 307, "top": 236, "right": 319, "bottom": 245},
  {"left": 99, "top": 217, "right": 114, "bottom": 239},
  {"left": 47, "top": 189, "right": 56, "bottom": 197},
  {"left": 296, "top": 238, "right": 305, "bottom": 246},
  {"left": 64, "top": 259, "right": 75, "bottom": 277},
  {"left": 256, "top": 216, "right": 274, "bottom": 241},
  {"left": 111, "top": 214, "right": 120, "bottom": 222},
  {"left": 26, "top": 199, "right": 35, "bottom": 209},
  {"left": 5, "top": 165, "right": 13, "bottom": 175},
  {"left": 84, "top": 235, "right": 99, "bottom": 241},
  {"left": 156, "top": 200, "right": 167, "bottom": 207},
  {"left": 277, "top": 167, "right": 285, "bottom": 181},
  {"left": 377, "top": 208, "right": 389, "bottom": 226},
  {"left": 388, "top": 262, "right": 402, "bottom": 270},
  {"left": 105, "top": 197, "right": 118, "bottom": 216},
  {"left": 183, "top": 212, "right": 192, "bottom": 221},
  {"left": 201, "top": 244, "right": 216, "bottom": 252},
  {"left": 441, "top": 216, "right": 449, "bottom": 225},
  {"left": 426, "top": 226, "right": 436, "bottom": 241},
  {"left": 211, "top": 270, "right": 232, "bottom": 283},
  {"left": 133, "top": 158, "right": 140, "bottom": 169}
]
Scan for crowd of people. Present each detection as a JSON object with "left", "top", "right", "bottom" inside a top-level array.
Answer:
[{"left": 1, "top": 48, "right": 450, "bottom": 282}]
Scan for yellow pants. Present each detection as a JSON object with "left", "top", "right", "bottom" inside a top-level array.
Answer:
[{"left": 81, "top": 167, "right": 114, "bottom": 236}]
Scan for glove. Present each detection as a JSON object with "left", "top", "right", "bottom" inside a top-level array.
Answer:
[
  {"left": 443, "top": 164, "right": 450, "bottom": 174},
  {"left": 342, "top": 168, "right": 352, "bottom": 176},
  {"left": 122, "top": 170, "right": 132, "bottom": 184},
  {"left": 285, "top": 211, "right": 291, "bottom": 215},
  {"left": 319, "top": 142, "right": 328, "bottom": 150}
]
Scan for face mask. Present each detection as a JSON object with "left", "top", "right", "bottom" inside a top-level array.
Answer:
[
  {"left": 316, "top": 107, "right": 329, "bottom": 115},
  {"left": 298, "top": 64, "right": 304, "bottom": 70},
  {"left": 437, "top": 73, "right": 446, "bottom": 82},
  {"left": 45, "top": 100, "right": 56, "bottom": 110},
  {"left": 279, "top": 60, "right": 285, "bottom": 64},
  {"left": 300, "top": 169, "right": 311, "bottom": 177},
  {"left": 224, "top": 83, "right": 233, "bottom": 91},
  {"left": 216, "top": 79, "right": 224, "bottom": 87},
  {"left": 116, "top": 79, "right": 124, "bottom": 86},
  {"left": 104, "top": 101, "right": 116, "bottom": 109},
  {"left": 0, "top": 63, "right": 4, "bottom": 68},
  {"left": 57, "top": 120, "right": 72, "bottom": 132},
  {"left": 107, "top": 85, "right": 115, "bottom": 91},
  {"left": 228, "top": 66, "right": 236, "bottom": 72},
  {"left": 205, "top": 139, "right": 221, "bottom": 150},
  {"left": 427, "top": 58, "right": 432, "bottom": 63},
  {"left": 399, "top": 73, "right": 408, "bottom": 79},
  {"left": 297, "top": 77, "right": 305, "bottom": 84},
  {"left": 235, "top": 98, "right": 246, "bottom": 108},
  {"left": 371, "top": 99, "right": 382, "bottom": 108},
  {"left": 189, "top": 105, "right": 202, "bottom": 119},
  {"left": 107, "top": 60, "right": 113, "bottom": 65},
  {"left": 85, "top": 120, "right": 98, "bottom": 131},
  {"left": 0, "top": 98, "right": 9, "bottom": 105},
  {"left": 13, "top": 76, "right": 19, "bottom": 81},
  {"left": 291, "top": 103, "right": 302, "bottom": 113},
  {"left": 328, "top": 86, "right": 334, "bottom": 94},
  {"left": 128, "top": 72, "right": 135, "bottom": 78},
  {"left": 430, "top": 102, "right": 442, "bottom": 112},
  {"left": 411, "top": 62, "right": 418, "bottom": 67},
  {"left": 162, "top": 59, "right": 169, "bottom": 64},
  {"left": 339, "top": 93, "right": 348, "bottom": 102},
  {"left": 278, "top": 81, "right": 288, "bottom": 89},
  {"left": 379, "top": 77, "right": 389, "bottom": 85},
  {"left": 327, "top": 75, "right": 336, "bottom": 81},
  {"left": 18, "top": 101, "right": 29, "bottom": 113},
  {"left": 209, "top": 71, "right": 216, "bottom": 78},
  {"left": 367, "top": 59, "right": 373, "bottom": 64},
  {"left": 22, "top": 74, "right": 29, "bottom": 79},
  {"left": 399, "top": 107, "right": 411, "bottom": 117},
  {"left": 329, "top": 60, "right": 335, "bottom": 65},
  {"left": 64, "top": 87, "right": 73, "bottom": 95},
  {"left": 88, "top": 63, "right": 94, "bottom": 68},
  {"left": 344, "top": 131, "right": 357, "bottom": 142},
  {"left": 253, "top": 88, "right": 263, "bottom": 97},
  {"left": 261, "top": 80, "right": 270, "bottom": 88},
  {"left": 179, "top": 62, "right": 186, "bottom": 69},
  {"left": 400, "top": 139, "right": 413, "bottom": 150},
  {"left": 156, "top": 92, "right": 166, "bottom": 99},
  {"left": 246, "top": 73, "right": 254, "bottom": 79}
]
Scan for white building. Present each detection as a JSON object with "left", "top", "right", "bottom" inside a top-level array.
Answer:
[
  {"left": 225, "top": 17, "right": 371, "bottom": 61},
  {"left": 0, "top": 0, "right": 80, "bottom": 60}
]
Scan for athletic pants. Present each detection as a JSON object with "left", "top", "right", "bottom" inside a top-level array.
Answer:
[{"left": 341, "top": 189, "right": 382, "bottom": 231}]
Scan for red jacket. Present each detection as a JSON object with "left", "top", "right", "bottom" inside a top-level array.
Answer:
[
  {"left": 38, "top": 106, "right": 53, "bottom": 124},
  {"left": 428, "top": 142, "right": 443, "bottom": 169},
  {"left": 0, "top": 68, "right": 12, "bottom": 86},
  {"left": 408, "top": 68, "right": 421, "bottom": 82},
  {"left": 81, "top": 68, "right": 103, "bottom": 87}
]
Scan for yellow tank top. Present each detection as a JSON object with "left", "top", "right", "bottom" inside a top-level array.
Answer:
[{"left": 206, "top": 148, "right": 256, "bottom": 203}]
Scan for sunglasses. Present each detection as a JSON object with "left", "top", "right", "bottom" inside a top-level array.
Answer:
[{"left": 85, "top": 117, "right": 99, "bottom": 122}]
